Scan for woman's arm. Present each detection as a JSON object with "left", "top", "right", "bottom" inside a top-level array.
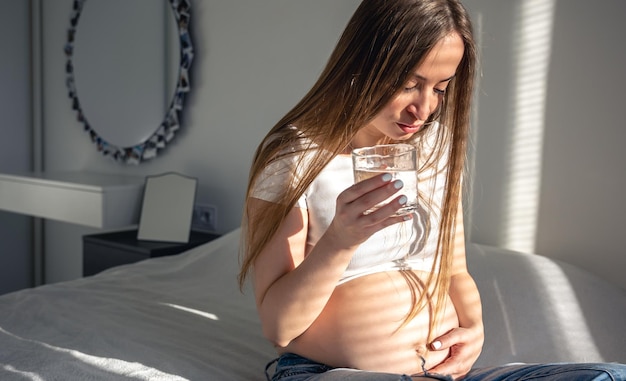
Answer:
[
  {"left": 251, "top": 173, "right": 411, "bottom": 347},
  {"left": 251, "top": 200, "right": 356, "bottom": 347},
  {"left": 427, "top": 199, "right": 484, "bottom": 379}
]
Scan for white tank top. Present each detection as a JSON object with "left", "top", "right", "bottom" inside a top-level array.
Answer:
[{"left": 251, "top": 132, "right": 447, "bottom": 284}]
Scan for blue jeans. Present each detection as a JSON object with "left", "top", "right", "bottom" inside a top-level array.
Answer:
[{"left": 266, "top": 353, "right": 626, "bottom": 381}]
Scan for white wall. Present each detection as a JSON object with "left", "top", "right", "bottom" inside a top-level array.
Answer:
[
  {"left": 0, "top": 0, "right": 33, "bottom": 294},
  {"left": 31, "top": 0, "right": 626, "bottom": 290},
  {"left": 465, "top": 0, "right": 626, "bottom": 289},
  {"left": 538, "top": 1, "right": 626, "bottom": 290}
]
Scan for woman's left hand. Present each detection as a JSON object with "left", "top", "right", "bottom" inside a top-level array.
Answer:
[
  {"left": 426, "top": 324, "right": 484, "bottom": 380},
  {"left": 429, "top": 202, "right": 484, "bottom": 380}
]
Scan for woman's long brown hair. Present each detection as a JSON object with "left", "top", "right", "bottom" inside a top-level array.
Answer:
[{"left": 239, "top": 0, "right": 476, "bottom": 337}]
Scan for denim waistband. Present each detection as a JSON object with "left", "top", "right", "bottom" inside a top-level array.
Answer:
[
  {"left": 265, "top": 352, "right": 453, "bottom": 381},
  {"left": 266, "top": 353, "right": 333, "bottom": 381}
]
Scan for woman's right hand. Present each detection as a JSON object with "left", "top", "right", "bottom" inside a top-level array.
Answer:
[{"left": 326, "top": 173, "right": 412, "bottom": 250}]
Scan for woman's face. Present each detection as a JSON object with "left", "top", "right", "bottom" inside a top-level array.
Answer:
[{"left": 355, "top": 32, "right": 465, "bottom": 147}]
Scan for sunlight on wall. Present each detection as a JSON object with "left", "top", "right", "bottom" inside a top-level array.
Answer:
[
  {"left": 504, "top": 0, "right": 555, "bottom": 253},
  {"left": 465, "top": 11, "right": 482, "bottom": 240}
]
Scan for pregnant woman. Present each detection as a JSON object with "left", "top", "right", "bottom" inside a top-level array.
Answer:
[{"left": 239, "top": 1, "right": 626, "bottom": 380}]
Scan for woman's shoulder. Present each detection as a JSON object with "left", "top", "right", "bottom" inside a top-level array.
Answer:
[
  {"left": 263, "top": 125, "right": 318, "bottom": 156},
  {"left": 251, "top": 125, "right": 319, "bottom": 204}
]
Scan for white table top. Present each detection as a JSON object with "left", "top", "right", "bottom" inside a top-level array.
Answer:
[{"left": 0, "top": 171, "right": 145, "bottom": 228}]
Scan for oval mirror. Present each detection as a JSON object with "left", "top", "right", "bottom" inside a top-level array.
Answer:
[{"left": 64, "top": 0, "right": 194, "bottom": 164}]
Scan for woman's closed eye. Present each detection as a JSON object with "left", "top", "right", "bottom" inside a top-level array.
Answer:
[{"left": 403, "top": 81, "right": 447, "bottom": 96}]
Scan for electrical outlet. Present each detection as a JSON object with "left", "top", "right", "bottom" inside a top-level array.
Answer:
[{"left": 192, "top": 204, "right": 218, "bottom": 232}]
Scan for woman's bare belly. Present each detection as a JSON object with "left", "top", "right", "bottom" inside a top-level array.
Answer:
[{"left": 280, "top": 270, "right": 459, "bottom": 375}]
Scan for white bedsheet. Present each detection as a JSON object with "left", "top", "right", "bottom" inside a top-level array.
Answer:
[
  {"left": 1, "top": 229, "right": 624, "bottom": 380},
  {"left": 0, "top": 229, "right": 275, "bottom": 380}
]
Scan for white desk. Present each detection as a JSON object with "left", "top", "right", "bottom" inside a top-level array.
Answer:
[{"left": 0, "top": 171, "right": 144, "bottom": 228}]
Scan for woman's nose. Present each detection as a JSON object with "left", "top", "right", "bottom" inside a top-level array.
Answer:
[{"left": 407, "top": 93, "right": 436, "bottom": 121}]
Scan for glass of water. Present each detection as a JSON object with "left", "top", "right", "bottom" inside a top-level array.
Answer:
[{"left": 352, "top": 144, "right": 418, "bottom": 216}]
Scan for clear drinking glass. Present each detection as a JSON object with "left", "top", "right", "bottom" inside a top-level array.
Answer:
[{"left": 352, "top": 144, "right": 418, "bottom": 216}]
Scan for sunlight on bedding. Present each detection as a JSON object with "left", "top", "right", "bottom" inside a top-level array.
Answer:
[
  {"left": 504, "top": 0, "right": 555, "bottom": 254},
  {"left": 160, "top": 302, "right": 219, "bottom": 320},
  {"left": 512, "top": 255, "right": 601, "bottom": 359},
  {"left": 1, "top": 327, "right": 189, "bottom": 380},
  {"left": 68, "top": 350, "right": 188, "bottom": 381},
  {"left": 492, "top": 280, "right": 516, "bottom": 355},
  {"left": 2, "top": 365, "right": 44, "bottom": 381}
]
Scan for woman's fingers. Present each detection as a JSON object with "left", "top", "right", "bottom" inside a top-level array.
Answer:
[
  {"left": 337, "top": 172, "right": 394, "bottom": 205},
  {"left": 338, "top": 173, "right": 406, "bottom": 219},
  {"left": 330, "top": 173, "right": 413, "bottom": 247}
]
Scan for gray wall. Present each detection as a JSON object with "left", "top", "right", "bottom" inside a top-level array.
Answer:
[
  {"left": 38, "top": 0, "right": 362, "bottom": 284},
  {"left": 0, "top": 0, "right": 33, "bottom": 294},
  {"left": 2, "top": 0, "right": 624, "bottom": 290}
]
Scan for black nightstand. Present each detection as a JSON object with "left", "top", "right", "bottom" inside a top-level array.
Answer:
[{"left": 83, "top": 229, "right": 220, "bottom": 276}]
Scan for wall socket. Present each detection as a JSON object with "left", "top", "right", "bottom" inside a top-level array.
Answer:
[{"left": 192, "top": 204, "right": 218, "bottom": 232}]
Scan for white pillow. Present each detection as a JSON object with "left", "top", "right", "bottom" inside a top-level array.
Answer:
[{"left": 467, "top": 243, "right": 626, "bottom": 366}]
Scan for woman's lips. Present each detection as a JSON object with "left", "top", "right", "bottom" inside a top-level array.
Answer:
[{"left": 397, "top": 122, "right": 421, "bottom": 134}]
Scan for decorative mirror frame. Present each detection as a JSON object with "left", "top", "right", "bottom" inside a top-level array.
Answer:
[{"left": 64, "top": 0, "right": 194, "bottom": 164}]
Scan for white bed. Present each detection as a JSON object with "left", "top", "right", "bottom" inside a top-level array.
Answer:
[{"left": 0, "top": 229, "right": 624, "bottom": 380}]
